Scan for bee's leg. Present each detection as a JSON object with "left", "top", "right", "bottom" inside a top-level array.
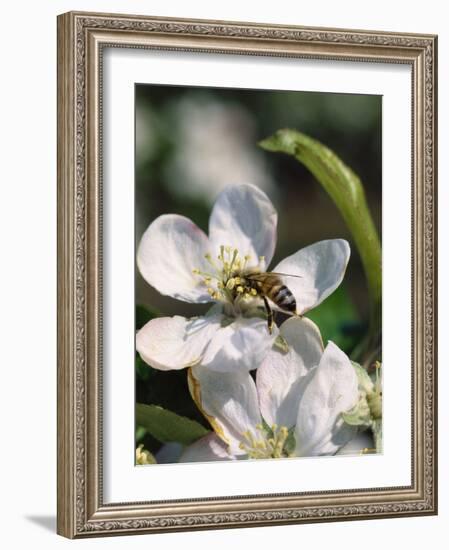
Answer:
[{"left": 262, "top": 296, "right": 274, "bottom": 334}]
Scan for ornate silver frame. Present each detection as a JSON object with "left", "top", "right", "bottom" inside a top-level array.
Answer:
[{"left": 57, "top": 11, "right": 438, "bottom": 538}]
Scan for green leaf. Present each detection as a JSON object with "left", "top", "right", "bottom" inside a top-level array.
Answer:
[
  {"left": 136, "top": 403, "right": 210, "bottom": 445},
  {"left": 260, "top": 129, "right": 381, "bottom": 340},
  {"left": 136, "top": 304, "right": 159, "bottom": 330},
  {"left": 305, "top": 286, "right": 360, "bottom": 352}
]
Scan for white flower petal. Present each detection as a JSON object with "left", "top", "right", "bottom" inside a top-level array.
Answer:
[
  {"left": 189, "top": 367, "right": 261, "bottom": 455},
  {"left": 137, "top": 214, "right": 213, "bottom": 303},
  {"left": 201, "top": 317, "right": 277, "bottom": 373},
  {"left": 136, "top": 313, "right": 221, "bottom": 371},
  {"left": 256, "top": 317, "right": 324, "bottom": 428},
  {"left": 273, "top": 239, "right": 350, "bottom": 314},
  {"left": 294, "top": 341, "right": 359, "bottom": 456},
  {"left": 179, "top": 433, "right": 234, "bottom": 463},
  {"left": 208, "top": 183, "right": 278, "bottom": 268},
  {"left": 314, "top": 420, "right": 358, "bottom": 456}
]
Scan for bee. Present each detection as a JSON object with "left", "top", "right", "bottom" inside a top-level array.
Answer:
[{"left": 239, "top": 271, "right": 301, "bottom": 334}]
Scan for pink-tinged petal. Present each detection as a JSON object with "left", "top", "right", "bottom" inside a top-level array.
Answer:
[
  {"left": 179, "top": 433, "right": 234, "bottom": 463},
  {"left": 201, "top": 317, "right": 278, "bottom": 373},
  {"left": 137, "top": 214, "right": 214, "bottom": 303},
  {"left": 273, "top": 239, "right": 350, "bottom": 314},
  {"left": 136, "top": 313, "right": 221, "bottom": 371},
  {"left": 208, "top": 183, "right": 278, "bottom": 268},
  {"left": 189, "top": 368, "right": 261, "bottom": 456},
  {"left": 257, "top": 317, "right": 323, "bottom": 428},
  {"left": 294, "top": 341, "right": 359, "bottom": 456}
]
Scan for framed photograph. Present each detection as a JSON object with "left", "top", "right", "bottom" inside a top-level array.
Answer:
[{"left": 57, "top": 11, "right": 438, "bottom": 538}]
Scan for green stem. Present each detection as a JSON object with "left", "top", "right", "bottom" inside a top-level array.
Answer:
[{"left": 260, "top": 129, "right": 382, "bottom": 348}]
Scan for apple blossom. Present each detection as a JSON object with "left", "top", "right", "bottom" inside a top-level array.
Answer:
[
  {"left": 180, "top": 317, "right": 360, "bottom": 461},
  {"left": 137, "top": 183, "right": 350, "bottom": 373}
]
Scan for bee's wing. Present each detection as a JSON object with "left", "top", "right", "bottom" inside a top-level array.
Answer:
[
  {"left": 245, "top": 272, "right": 283, "bottom": 285},
  {"left": 268, "top": 271, "right": 303, "bottom": 279},
  {"left": 247, "top": 271, "right": 302, "bottom": 284}
]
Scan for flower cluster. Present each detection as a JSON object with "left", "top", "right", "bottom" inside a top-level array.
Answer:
[{"left": 136, "top": 183, "right": 380, "bottom": 462}]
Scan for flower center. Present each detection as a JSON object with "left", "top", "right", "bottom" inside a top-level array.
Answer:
[
  {"left": 238, "top": 424, "right": 293, "bottom": 459},
  {"left": 192, "top": 245, "right": 265, "bottom": 305}
]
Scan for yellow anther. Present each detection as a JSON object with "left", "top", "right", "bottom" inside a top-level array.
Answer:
[
  {"left": 207, "top": 288, "right": 215, "bottom": 295},
  {"left": 217, "top": 281, "right": 224, "bottom": 289},
  {"left": 234, "top": 277, "right": 241, "bottom": 285},
  {"left": 226, "top": 278, "right": 236, "bottom": 290},
  {"left": 250, "top": 288, "right": 258, "bottom": 296},
  {"left": 236, "top": 286, "right": 244, "bottom": 293}
]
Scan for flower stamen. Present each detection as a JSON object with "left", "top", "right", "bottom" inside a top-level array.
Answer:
[
  {"left": 204, "top": 252, "right": 220, "bottom": 271},
  {"left": 228, "top": 248, "right": 239, "bottom": 273},
  {"left": 226, "top": 278, "right": 236, "bottom": 290},
  {"left": 192, "top": 244, "right": 266, "bottom": 307},
  {"left": 239, "top": 424, "right": 293, "bottom": 459}
]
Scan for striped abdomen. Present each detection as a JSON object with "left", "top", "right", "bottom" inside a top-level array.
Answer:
[{"left": 268, "top": 284, "right": 297, "bottom": 313}]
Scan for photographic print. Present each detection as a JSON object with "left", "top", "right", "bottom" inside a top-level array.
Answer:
[
  {"left": 57, "top": 12, "right": 436, "bottom": 537},
  {"left": 134, "top": 85, "right": 383, "bottom": 466}
]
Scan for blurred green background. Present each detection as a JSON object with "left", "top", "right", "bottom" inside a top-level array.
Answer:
[{"left": 135, "top": 84, "right": 382, "bottom": 458}]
